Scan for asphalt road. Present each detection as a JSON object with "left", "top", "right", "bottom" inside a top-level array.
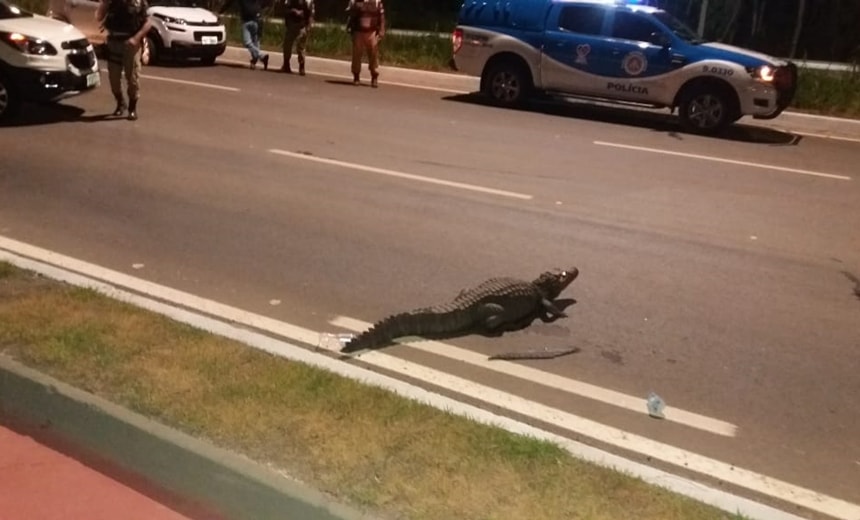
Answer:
[{"left": 2, "top": 58, "right": 859, "bottom": 517}]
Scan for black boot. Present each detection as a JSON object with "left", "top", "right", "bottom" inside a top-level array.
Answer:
[
  {"left": 298, "top": 60, "right": 305, "bottom": 76},
  {"left": 371, "top": 74, "right": 378, "bottom": 88},
  {"left": 127, "top": 99, "right": 138, "bottom": 121},
  {"left": 113, "top": 98, "right": 126, "bottom": 116}
]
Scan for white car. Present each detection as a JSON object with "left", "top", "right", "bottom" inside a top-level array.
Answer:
[
  {"left": 0, "top": 0, "right": 100, "bottom": 122},
  {"left": 47, "top": 0, "right": 226, "bottom": 66}
]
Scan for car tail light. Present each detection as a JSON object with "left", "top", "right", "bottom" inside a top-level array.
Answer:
[{"left": 452, "top": 28, "right": 463, "bottom": 54}]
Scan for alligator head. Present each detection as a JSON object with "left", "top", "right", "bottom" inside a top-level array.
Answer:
[{"left": 533, "top": 267, "right": 579, "bottom": 299}]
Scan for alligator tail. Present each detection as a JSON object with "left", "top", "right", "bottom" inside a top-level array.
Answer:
[{"left": 340, "top": 306, "right": 471, "bottom": 353}]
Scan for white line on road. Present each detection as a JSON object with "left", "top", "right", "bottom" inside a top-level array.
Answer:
[
  {"left": 594, "top": 141, "right": 852, "bottom": 181},
  {"left": 329, "top": 315, "right": 737, "bottom": 437},
  {"left": 217, "top": 57, "right": 469, "bottom": 94},
  {"left": 0, "top": 241, "right": 814, "bottom": 520},
  {"left": 141, "top": 74, "right": 241, "bottom": 92},
  {"left": 268, "top": 149, "right": 534, "bottom": 200},
  {"left": 791, "top": 131, "right": 860, "bottom": 144},
  {"left": 1, "top": 235, "right": 856, "bottom": 520}
]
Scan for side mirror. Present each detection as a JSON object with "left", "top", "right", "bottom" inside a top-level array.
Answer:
[{"left": 650, "top": 31, "right": 671, "bottom": 48}]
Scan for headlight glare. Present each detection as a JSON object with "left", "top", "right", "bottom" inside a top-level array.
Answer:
[{"left": 0, "top": 31, "right": 58, "bottom": 55}]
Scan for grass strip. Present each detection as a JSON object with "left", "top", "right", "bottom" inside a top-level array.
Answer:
[{"left": 0, "top": 262, "right": 745, "bottom": 520}]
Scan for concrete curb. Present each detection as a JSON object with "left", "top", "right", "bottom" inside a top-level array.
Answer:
[{"left": 0, "top": 355, "right": 374, "bottom": 520}]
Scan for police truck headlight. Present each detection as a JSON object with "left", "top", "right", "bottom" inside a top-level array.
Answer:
[
  {"left": 0, "top": 31, "right": 58, "bottom": 55},
  {"left": 747, "top": 65, "right": 775, "bottom": 82}
]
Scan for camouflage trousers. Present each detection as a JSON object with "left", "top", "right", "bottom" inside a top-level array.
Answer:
[
  {"left": 282, "top": 21, "right": 308, "bottom": 69},
  {"left": 105, "top": 37, "right": 141, "bottom": 102},
  {"left": 351, "top": 31, "right": 379, "bottom": 77}
]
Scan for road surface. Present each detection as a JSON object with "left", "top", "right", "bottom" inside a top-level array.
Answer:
[{"left": 1, "top": 55, "right": 858, "bottom": 518}]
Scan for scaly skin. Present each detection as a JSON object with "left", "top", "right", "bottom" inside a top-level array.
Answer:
[{"left": 340, "top": 267, "right": 578, "bottom": 353}]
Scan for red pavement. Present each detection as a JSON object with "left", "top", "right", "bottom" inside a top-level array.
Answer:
[{"left": 0, "top": 422, "right": 216, "bottom": 520}]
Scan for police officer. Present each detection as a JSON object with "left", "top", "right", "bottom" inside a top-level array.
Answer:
[
  {"left": 96, "top": 0, "right": 152, "bottom": 120},
  {"left": 280, "top": 0, "right": 313, "bottom": 75},
  {"left": 346, "top": 0, "right": 385, "bottom": 87}
]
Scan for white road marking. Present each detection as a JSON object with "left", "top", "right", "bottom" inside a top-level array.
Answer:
[
  {"left": 2, "top": 235, "right": 859, "bottom": 519},
  {"left": 0, "top": 243, "right": 812, "bottom": 520},
  {"left": 141, "top": 74, "right": 240, "bottom": 92},
  {"left": 217, "top": 57, "right": 469, "bottom": 94},
  {"left": 594, "top": 141, "right": 852, "bottom": 181},
  {"left": 268, "top": 149, "right": 533, "bottom": 200},
  {"left": 791, "top": 131, "right": 860, "bottom": 144},
  {"left": 329, "top": 315, "right": 737, "bottom": 437}
]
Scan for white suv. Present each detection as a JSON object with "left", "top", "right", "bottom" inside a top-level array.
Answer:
[
  {"left": 47, "top": 0, "right": 226, "bottom": 66},
  {"left": 0, "top": 0, "right": 99, "bottom": 122}
]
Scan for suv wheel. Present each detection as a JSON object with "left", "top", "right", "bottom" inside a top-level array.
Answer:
[
  {"left": 483, "top": 60, "right": 531, "bottom": 107},
  {"left": 0, "top": 74, "right": 20, "bottom": 123},
  {"left": 678, "top": 86, "right": 735, "bottom": 134}
]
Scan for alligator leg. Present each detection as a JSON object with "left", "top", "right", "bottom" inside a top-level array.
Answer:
[
  {"left": 541, "top": 298, "right": 567, "bottom": 319},
  {"left": 477, "top": 303, "right": 507, "bottom": 331}
]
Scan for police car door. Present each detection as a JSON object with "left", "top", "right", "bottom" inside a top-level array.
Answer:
[
  {"left": 597, "top": 9, "right": 676, "bottom": 104},
  {"left": 541, "top": 3, "right": 610, "bottom": 96}
]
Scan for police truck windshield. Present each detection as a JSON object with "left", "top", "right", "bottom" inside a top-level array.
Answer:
[{"left": 652, "top": 11, "right": 702, "bottom": 44}]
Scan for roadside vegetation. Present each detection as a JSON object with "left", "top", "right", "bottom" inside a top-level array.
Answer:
[{"left": 0, "top": 262, "right": 747, "bottom": 520}]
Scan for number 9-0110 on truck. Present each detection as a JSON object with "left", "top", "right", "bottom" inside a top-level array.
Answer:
[{"left": 449, "top": 0, "right": 798, "bottom": 135}]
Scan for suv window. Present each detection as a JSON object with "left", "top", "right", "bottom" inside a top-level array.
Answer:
[
  {"left": 611, "top": 11, "right": 661, "bottom": 43},
  {"left": 0, "top": 0, "right": 33, "bottom": 19},
  {"left": 558, "top": 5, "right": 606, "bottom": 35}
]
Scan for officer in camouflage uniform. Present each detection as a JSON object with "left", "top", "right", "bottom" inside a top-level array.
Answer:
[
  {"left": 281, "top": 0, "right": 314, "bottom": 75},
  {"left": 346, "top": 0, "right": 385, "bottom": 87},
  {"left": 97, "top": 0, "right": 152, "bottom": 120}
]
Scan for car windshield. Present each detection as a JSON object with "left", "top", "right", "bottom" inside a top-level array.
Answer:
[
  {"left": 148, "top": 0, "right": 199, "bottom": 7},
  {"left": 0, "top": 0, "right": 34, "bottom": 19},
  {"left": 652, "top": 10, "right": 703, "bottom": 44}
]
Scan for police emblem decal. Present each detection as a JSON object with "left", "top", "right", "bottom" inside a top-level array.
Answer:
[
  {"left": 575, "top": 43, "right": 590, "bottom": 65},
  {"left": 622, "top": 51, "right": 647, "bottom": 76}
]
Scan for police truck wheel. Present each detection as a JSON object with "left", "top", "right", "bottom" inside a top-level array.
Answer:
[
  {"left": 484, "top": 61, "right": 531, "bottom": 107},
  {"left": 678, "top": 87, "right": 733, "bottom": 134},
  {"left": 0, "top": 74, "right": 20, "bottom": 123}
]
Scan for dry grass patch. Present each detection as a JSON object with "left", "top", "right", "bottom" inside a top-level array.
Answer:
[{"left": 0, "top": 263, "right": 745, "bottom": 520}]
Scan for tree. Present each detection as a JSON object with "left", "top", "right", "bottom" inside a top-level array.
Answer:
[{"left": 789, "top": 0, "right": 806, "bottom": 58}]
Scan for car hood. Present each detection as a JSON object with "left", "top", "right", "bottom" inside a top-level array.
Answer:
[
  {"left": 699, "top": 42, "right": 789, "bottom": 68},
  {"left": 0, "top": 13, "right": 86, "bottom": 44},
  {"left": 148, "top": 6, "right": 218, "bottom": 23}
]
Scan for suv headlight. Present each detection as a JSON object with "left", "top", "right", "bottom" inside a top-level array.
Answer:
[
  {"left": 153, "top": 13, "right": 187, "bottom": 24},
  {"left": 0, "top": 31, "right": 58, "bottom": 56},
  {"left": 747, "top": 64, "right": 775, "bottom": 82}
]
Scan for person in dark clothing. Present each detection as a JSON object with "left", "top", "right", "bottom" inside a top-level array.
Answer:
[
  {"left": 96, "top": 0, "right": 152, "bottom": 120},
  {"left": 280, "top": 0, "right": 313, "bottom": 75},
  {"left": 219, "top": 0, "right": 270, "bottom": 69}
]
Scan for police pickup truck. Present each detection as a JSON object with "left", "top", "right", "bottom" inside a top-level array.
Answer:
[{"left": 450, "top": 0, "right": 798, "bottom": 134}]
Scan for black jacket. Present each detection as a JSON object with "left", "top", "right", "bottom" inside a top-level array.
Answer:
[{"left": 220, "top": 0, "right": 262, "bottom": 22}]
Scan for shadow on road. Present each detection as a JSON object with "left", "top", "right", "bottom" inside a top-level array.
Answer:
[
  {"left": 441, "top": 93, "right": 802, "bottom": 146},
  {"left": 0, "top": 102, "right": 133, "bottom": 127}
]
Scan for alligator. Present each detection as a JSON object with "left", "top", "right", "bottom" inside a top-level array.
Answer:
[{"left": 339, "top": 267, "right": 579, "bottom": 358}]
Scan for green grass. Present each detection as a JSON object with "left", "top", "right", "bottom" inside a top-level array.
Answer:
[
  {"left": 0, "top": 262, "right": 748, "bottom": 520},
  {"left": 790, "top": 67, "right": 860, "bottom": 118},
  {"left": 225, "top": 18, "right": 453, "bottom": 71}
]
